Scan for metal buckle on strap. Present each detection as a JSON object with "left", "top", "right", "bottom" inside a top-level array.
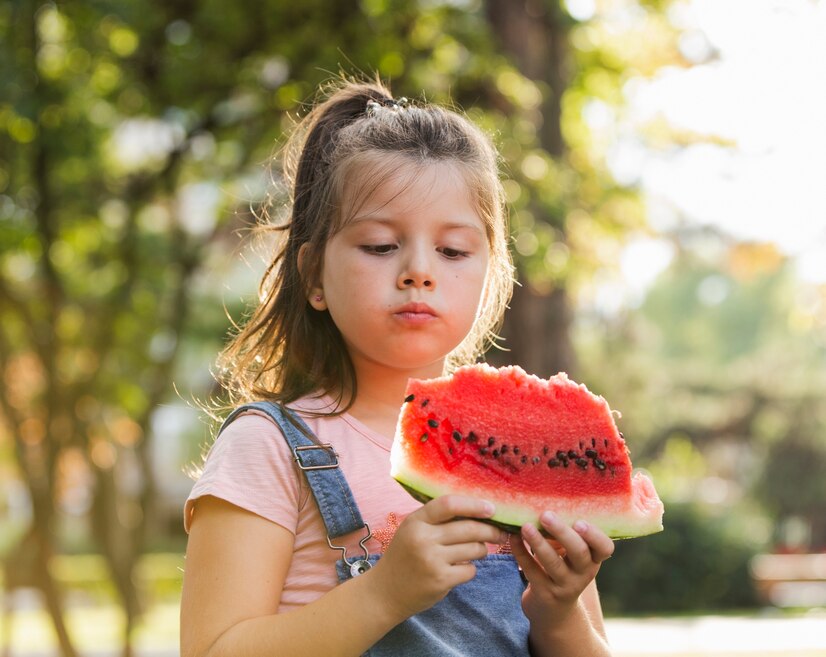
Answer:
[
  {"left": 327, "top": 523, "right": 373, "bottom": 577},
  {"left": 292, "top": 444, "right": 339, "bottom": 470}
]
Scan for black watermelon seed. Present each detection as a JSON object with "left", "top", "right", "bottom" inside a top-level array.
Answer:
[
  {"left": 532, "top": 456, "right": 541, "bottom": 465},
  {"left": 420, "top": 433, "right": 428, "bottom": 442},
  {"left": 453, "top": 431, "right": 462, "bottom": 442},
  {"left": 562, "top": 459, "right": 569, "bottom": 468},
  {"left": 492, "top": 449, "right": 500, "bottom": 458},
  {"left": 422, "top": 399, "right": 429, "bottom": 407},
  {"left": 585, "top": 449, "right": 598, "bottom": 458},
  {"left": 404, "top": 394, "right": 415, "bottom": 403},
  {"left": 568, "top": 450, "right": 579, "bottom": 459},
  {"left": 468, "top": 432, "right": 478, "bottom": 443},
  {"left": 619, "top": 432, "right": 624, "bottom": 439},
  {"left": 594, "top": 458, "right": 606, "bottom": 470},
  {"left": 448, "top": 447, "right": 454, "bottom": 455},
  {"left": 576, "top": 458, "right": 589, "bottom": 469},
  {"left": 579, "top": 440, "right": 584, "bottom": 450},
  {"left": 521, "top": 455, "right": 528, "bottom": 464},
  {"left": 548, "top": 458, "right": 560, "bottom": 468},
  {"left": 479, "top": 447, "right": 488, "bottom": 455},
  {"left": 591, "top": 437, "right": 597, "bottom": 447},
  {"left": 513, "top": 446, "right": 520, "bottom": 455},
  {"left": 427, "top": 419, "right": 439, "bottom": 428},
  {"left": 488, "top": 437, "right": 496, "bottom": 446},
  {"left": 543, "top": 446, "right": 550, "bottom": 456},
  {"left": 500, "top": 444, "right": 509, "bottom": 455},
  {"left": 556, "top": 450, "right": 566, "bottom": 460},
  {"left": 604, "top": 439, "right": 609, "bottom": 447}
]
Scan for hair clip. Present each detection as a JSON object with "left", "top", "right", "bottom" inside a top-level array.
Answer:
[
  {"left": 366, "top": 97, "right": 410, "bottom": 116},
  {"left": 366, "top": 99, "right": 382, "bottom": 116}
]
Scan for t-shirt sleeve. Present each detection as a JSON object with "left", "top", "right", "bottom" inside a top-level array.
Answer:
[{"left": 183, "top": 412, "right": 304, "bottom": 534}]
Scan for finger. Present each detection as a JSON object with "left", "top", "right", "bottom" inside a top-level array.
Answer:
[
  {"left": 520, "top": 522, "right": 568, "bottom": 580},
  {"left": 420, "top": 495, "right": 495, "bottom": 525},
  {"left": 449, "top": 562, "right": 478, "bottom": 587},
  {"left": 538, "top": 512, "right": 593, "bottom": 572},
  {"left": 437, "top": 519, "right": 508, "bottom": 546},
  {"left": 572, "top": 520, "right": 615, "bottom": 564},
  {"left": 510, "top": 531, "right": 549, "bottom": 584},
  {"left": 441, "top": 541, "right": 490, "bottom": 564}
]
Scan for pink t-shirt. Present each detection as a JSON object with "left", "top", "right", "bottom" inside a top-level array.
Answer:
[{"left": 184, "top": 396, "right": 423, "bottom": 611}]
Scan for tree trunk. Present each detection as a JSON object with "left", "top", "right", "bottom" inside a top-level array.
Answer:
[
  {"left": 495, "top": 283, "right": 576, "bottom": 377},
  {"left": 485, "top": 0, "right": 577, "bottom": 377}
]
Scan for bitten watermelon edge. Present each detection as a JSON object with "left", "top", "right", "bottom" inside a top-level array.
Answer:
[{"left": 390, "top": 364, "right": 664, "bottom": 539}]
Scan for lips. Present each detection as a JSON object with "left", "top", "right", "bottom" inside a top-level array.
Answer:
[{"left": 394, "top": 302, "right": 438, "bottom": 323}]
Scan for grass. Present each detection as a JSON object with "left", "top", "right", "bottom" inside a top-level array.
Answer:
[
  {"left": 1, "top": 553, "right": 184, "bottom": 654},
  {"left": 1, "top": 553, "right": 824, "bottom": 656},
  {"left": 1, "top": 598, "right": 179, "bottom": 653},
  {"left": 3, "top": 600, "right": 826, "bottom": 657}
]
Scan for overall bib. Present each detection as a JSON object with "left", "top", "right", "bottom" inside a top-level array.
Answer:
[{"left": 220, "top": 402, "right": 532, "bottom": 657}]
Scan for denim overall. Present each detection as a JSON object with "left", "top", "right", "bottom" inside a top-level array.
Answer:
[{"left": 221, "top": 402, "right": 532, "bottom": 656}]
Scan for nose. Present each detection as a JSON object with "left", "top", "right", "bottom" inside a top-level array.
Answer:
[{"left": 397, "top": 247, "right": 435, "bottom": 290}]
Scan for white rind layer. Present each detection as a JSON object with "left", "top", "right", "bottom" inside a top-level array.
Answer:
[{"left": 391, "top": 457, "right": 664, "bottom": 539}]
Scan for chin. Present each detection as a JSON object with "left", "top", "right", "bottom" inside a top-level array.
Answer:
[{"left": 373, "top": 351, "right": 447, "bottom": 374}]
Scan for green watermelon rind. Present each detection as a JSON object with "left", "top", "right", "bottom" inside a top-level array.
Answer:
[{"left": 392, "top": 468, "right": 664, "bottom": 541}]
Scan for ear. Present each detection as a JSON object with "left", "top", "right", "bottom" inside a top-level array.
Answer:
[{"left": 298, "top": 243, "right": 328, "bottom": 311}]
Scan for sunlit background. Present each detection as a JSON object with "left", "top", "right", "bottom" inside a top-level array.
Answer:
[{"left": 1, "top": 0, "right": 825, "bottom": 655}]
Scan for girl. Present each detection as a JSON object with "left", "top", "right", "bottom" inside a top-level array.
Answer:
[{"left": 180, "top": 79, "right": 615, "bottom": 657}]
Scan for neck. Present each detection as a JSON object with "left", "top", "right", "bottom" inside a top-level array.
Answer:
[{"left": 344, "top": 360, "right": 445, "bottom": 438}]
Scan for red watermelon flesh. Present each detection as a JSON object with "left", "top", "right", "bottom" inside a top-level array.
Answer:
[{"left": 390, "top": 364, "right": 664, "bottom": 539}]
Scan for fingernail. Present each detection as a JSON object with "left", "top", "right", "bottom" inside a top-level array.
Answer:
[
  {"left": 483, "top": 501, "right": 495, "bottom": 516},
  {"left": 574, "top": 520, "right": 589, "bottom": 534},
  {"left": 522, "top": 523, "right": 539, "bottom": 538},
  {"left": 540, "top": 511, "right": 556, "bottom": 525}
]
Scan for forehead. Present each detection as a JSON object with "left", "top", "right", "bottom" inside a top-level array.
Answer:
[{"left": 335, "top": 153, "right": 480, "bottom": 228}]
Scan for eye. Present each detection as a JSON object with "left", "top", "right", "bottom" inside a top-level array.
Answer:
[
  {"left": 360, "top": 244, "right": 397, "bottom": 255},
  {"left": 439, "top": 247, "right": 470, "bottom": 259}
]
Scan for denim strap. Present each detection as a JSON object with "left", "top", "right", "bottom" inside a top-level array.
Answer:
[{"left": 218, "top": 400, "right": 366, "bottom": 538}]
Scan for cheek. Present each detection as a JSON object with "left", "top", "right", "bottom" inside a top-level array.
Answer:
[{"left": 323, "top": 259, "right": 381, "bottom": 306}]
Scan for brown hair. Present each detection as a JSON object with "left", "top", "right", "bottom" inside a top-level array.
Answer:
[{"left": 217, "top": 78, "right": 513, "bottom": 410}]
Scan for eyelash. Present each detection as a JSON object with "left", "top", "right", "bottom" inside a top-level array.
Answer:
[
  {"left": 440, "top": 247, "right": 470, "bottom": 259},
  {"left": 359, "top": 245, "right": 470, "bottom": 259},
  {"left": 360, "top": 244, "right": 396, "bottom": 255}
]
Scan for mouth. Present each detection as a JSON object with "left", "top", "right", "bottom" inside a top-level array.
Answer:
[{"left": 394, "top": 302, "right": 438, "bottom": 322}]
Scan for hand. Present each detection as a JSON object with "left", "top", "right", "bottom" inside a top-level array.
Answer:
[
  {"left": 510, "top": 511, "right": 614, "bottom": 626},
  {"left": 369, "top": 495, "right": 507, "bottom": 619}
]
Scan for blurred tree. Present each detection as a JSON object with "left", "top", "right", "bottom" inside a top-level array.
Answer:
[
  {"left": 756, "top": 431, "right": 826, "bottom": 549},
  {"left": 480, "top": 0, "right": 687, "bottom": 377},
  {"left": 598, "top": 502, "right": 760, "bottom": 613},
  {"left": 578, "top": 229, "right": 826, "bottom": 553},
  {"left": 484, "top": 0, "right": 578, "bottom": 375},
  {"left": 1, "top": 0, "right": 690, "bottom": 651}
]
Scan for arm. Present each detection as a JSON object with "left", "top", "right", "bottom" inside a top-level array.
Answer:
[
  {"left": 180, "top": 494, "right": 506, "bottom": 657},
  {"left": 510, "top": 513, "right": 614, "bottom": 657}
]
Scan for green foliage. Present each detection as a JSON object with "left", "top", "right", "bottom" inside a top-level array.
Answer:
[
  {"left": 598, "top": 502, "right": 761, "bottom": 614},
  {"left": 755, "top": 431, "right": 826, "bottom": 546},
  {"left": 578, "top": 230, "right": 826, "bottom": 553},
  {"left": 640, "top": 249, "right": 797, "bottom": 364}
]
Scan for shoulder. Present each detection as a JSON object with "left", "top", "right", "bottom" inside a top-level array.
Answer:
[
  {"left": 184, "top": 407, "right": 305, "bottom": 533},
  {"left": 201, "top": 409, "right": 295, "bottom": 469}
]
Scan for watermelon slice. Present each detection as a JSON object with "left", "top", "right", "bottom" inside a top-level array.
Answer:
[{"left": 390, "top": 364, "right": 664, "bottom": 539}]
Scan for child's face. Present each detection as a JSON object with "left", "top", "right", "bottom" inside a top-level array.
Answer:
[{"left": 315, "top": 159, "right": 489, "bottom": 380}]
